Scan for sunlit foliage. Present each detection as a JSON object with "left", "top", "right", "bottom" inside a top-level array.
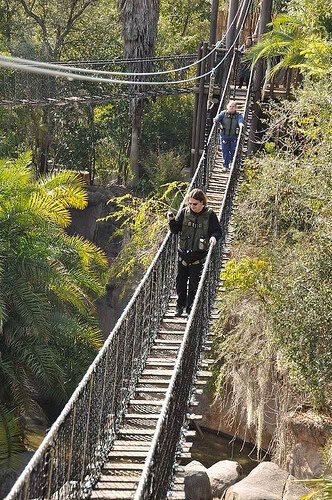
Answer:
[
  {"left": 247, "top": 0, "right": 332, "bottom": 78},
  {"left": 213, "top": 72, "right": 332, "bottom": 462},
  {"left": 0, "top": 152, "right": 108, "bottom": 465},
  {"left": 99, "top": 182, "right": 187, "bottom": 295}
]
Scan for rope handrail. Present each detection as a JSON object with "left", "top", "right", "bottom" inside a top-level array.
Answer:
[
  {"left": 0, "top": 0, "right": 253, "bottom": 107},
  {"left": 0, "top": 25, "right": 242, "bottom": 87},
  {"left": 5, "top": 207, "right": 178, "bottom": 500},
  {"left": 64, "top": 54, "right": 197, "bottom": 65},
  {"left": 134, "top": 77, "right": 255, "bottom": 500},
  {"left": 0, "top": 54, "right": 197, "bottom": 106},
  {"left": 0, "top": 0, "right": 247, "bottom": 81}
]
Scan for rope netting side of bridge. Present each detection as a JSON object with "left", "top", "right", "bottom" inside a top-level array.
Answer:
[
  {"left": 5, "top": 225, "right": 180, "bottom": 499},
  {"left": 0, "top": 54, "right": 197, "bottom": 106}
]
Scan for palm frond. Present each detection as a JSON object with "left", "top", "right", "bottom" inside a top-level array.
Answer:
[
  {"left": 1, "top": 329, "right": 66, "bottom": 408},
  {"left": 28, "top": 191, "right": 72, "bottom": 227},
  {"left": 0, "top": 152, "right": 107, "bottom": 435},
  {"left": 62, "top": 234, "right": 108, "bottom": 270},
  {"left": 0, "top": 261, "right": 7, "bottom": 325},
  {"left": 247, "top": 12, "right": 332, "bottom": 77},
  {"left": 37, "top": 169, "right": 82, "bottom": 189},
  {"left": 48, "top": 259, "right": 95, "bottom": 313},
  {"left": 297, "top": 477, "right": 332, "bottom": 499},
  {"left": 0, "top": 406, "right": 24, "bottom": 469},
  {"left": 5, "top": 275, "right": 51, "bottom": 331},
  {"left": 37, "top": 171, "right": 88, "bottom": 210}
]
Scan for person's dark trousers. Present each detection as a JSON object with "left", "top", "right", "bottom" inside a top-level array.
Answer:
[
  {"left": 221, "top": 135, "right": 237, "bottom": 169},
  {"left": 176, "top": 260, "right": 204, "bottom": 312}
]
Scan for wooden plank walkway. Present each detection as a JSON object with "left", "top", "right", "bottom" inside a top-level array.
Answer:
[
  {"left": 90, "top": 298, "right": 213, "bottom": 499},
  {"left": 167, "top": 87, "right": 247, "bottom": 499},
  {"left": 90, "top": 89, "right": 247, "bottom": 500}
]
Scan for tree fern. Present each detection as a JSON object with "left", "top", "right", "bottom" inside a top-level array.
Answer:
[
  {"left": 99, "top": 182, "right": 186, "bottom": 296},
  {"left": 0, "top": 152, "right": 108, "bottom": 456},
  {"left": 247, "top": 13, "right": 332, "bottom": 78}
]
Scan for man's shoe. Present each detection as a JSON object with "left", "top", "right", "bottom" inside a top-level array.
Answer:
[
  {"left": 223, "top": 167, "right": 229, "bottom": 173},
  {"left": 186, "top": 307, "right": 192, "bottom": 316},
  {"left": 175, "top": 306, "right": 183, "bottom": 317}
]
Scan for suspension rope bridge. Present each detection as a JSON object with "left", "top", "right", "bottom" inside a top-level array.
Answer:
[
  {"left": 3, "top": 0, "right": 267, "bottom": 498},
  {"left": 5, "top": 67, "right": 254, "bottom": 500}
]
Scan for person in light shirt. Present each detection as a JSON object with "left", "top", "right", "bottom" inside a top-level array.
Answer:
[{"left": 214, "top": 100, "right": 244, "bottom": 172}]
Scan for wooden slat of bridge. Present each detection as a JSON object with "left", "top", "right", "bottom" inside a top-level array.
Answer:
[
  {"left": 90, "top": 301, "right": 209, "bottom": 500},
  {"left": 90, "top": 90, "right": 247, "bottom": 500}
]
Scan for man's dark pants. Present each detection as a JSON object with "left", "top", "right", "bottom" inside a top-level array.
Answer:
[{"left": 176, "top": 260, "right": 204, "bottom": 312}]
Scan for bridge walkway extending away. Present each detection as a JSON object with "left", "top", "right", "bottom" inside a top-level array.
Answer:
[
  {"left": 90, "top": 89, "right": 247, "bottom": 499},
  {"left": 166, "top": 89, "right": 246, "bottom": 498},
  {"left": 89, "top": 87, "right": 248, "bottom": 500},
  {"left": 90, "top": 164, "right": 229, "bottom": 500}
]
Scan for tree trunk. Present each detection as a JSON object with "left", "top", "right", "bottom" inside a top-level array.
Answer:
[
  {"left": 117, "top": 0, "right": 160, "bottom": 183},
  {"left": 33, "top": 107, "right": 53, "bottom": 175},
  {"left": 130, "top": 127, "right": 140, "bottom": 180}
]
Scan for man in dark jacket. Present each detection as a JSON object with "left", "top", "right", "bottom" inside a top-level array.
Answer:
[
  {"left": 168, "top": 188, "right": 222, "bottom": 317},
  {"left": 214, "top": 100, "right": 244, "bottom": 172}
]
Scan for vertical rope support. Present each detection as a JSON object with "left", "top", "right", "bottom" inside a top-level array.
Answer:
[
  {"left": 45, "top": 445, "right": 54, "bottom": 500},
  {"left": 97, "top": 346, "right": 111, "bottom": 444},
  {"left": 110, "top": 335, "right": 120, "bottom": 433},
  {"left": 80, "top": 376, "right": 94, "bottom": 486},
  {"left": 67, "top": 406, "right": 77, "bottom": 484},
  {"left": 120, "top": 317, "right": 130, "bottom": 412}
]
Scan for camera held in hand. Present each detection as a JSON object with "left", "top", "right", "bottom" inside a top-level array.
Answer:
[{"left": 167, "top": 211, "right": 175, "bottom": 220}]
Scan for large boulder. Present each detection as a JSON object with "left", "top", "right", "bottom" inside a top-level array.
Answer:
[
  {"left": 284, "top": 411, "right": 332, "bottom": 479},
  {"left": 224, "top": 462, "right": 308, "bottom": 500},
  {"left": 183, "top": 460, "right": 213, "bottom": 500},
  {"left": 207, "top": 460, "right": 242, "bottom": 498}
]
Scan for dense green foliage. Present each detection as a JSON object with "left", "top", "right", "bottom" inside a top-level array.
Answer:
[
  {"left": 214, "top": 73, "right": 332, "bottom": 463},
  {"left": 212, "top": 2, "right": 332, "bottom": 468},
  {"left": 248, "top": 0, "right": 332, "bottom": 77},
  {"left": 0, "top": 0, "right": 210, "bottom": 469},
  {"left": 300, "top": 476, "right": 332, "bottom": 499},
  {"left": 0, "top": 0, "right": 330, "bottom": 479},
  {"left": 0, "top": 152, "right": 108, "bottom": 466},
  {"left": 157, "top": 0, "right": 211, "bottom": 53},
  {"left": 99, "top": 181, "right": 187, "bottom": 294},
  {"left": 0, "top": 0, "right": 207, "bottom": 186},
  {"left": 141, "top": 95, "right": 193, "bottom": 168}
]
